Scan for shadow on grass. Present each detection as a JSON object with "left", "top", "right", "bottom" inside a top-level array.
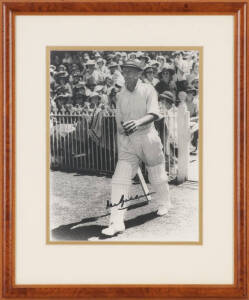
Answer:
[{"left": 51, "top": 207, "right": 158, "bottom": 241}]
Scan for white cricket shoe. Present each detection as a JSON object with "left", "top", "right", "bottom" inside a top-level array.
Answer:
[
  {"left": 157, "top": 204, "right": 171, "bottom": 216},
  {"left": 101, "top": 223, "right": 125, "bottom": 236}
]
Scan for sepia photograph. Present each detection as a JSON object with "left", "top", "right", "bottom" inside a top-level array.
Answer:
[{"left": 48, "top": 47, "right": 201, "bottom": 243}]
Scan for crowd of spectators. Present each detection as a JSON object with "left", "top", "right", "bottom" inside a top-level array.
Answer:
[{"left": 50, "top": 50, "right": 199, "bottom": 117}]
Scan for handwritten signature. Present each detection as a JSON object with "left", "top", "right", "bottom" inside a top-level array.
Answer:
[{"left": 106, "top": 192, "right": 155, "bottom": 210}]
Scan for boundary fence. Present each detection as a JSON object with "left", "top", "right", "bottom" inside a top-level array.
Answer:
[{"left": 50, "top": 105, "right": 190, "bottom": 183}]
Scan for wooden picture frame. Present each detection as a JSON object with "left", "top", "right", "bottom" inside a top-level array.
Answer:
[{"left": 0, "top": 0, "right": 248, "bottom": 299}]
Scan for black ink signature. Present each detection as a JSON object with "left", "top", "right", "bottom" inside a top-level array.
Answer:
[{"left": 106, "top": 192, "right": 155, "bottom": 210}]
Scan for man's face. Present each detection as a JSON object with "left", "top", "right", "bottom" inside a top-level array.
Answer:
[
  {"left": 87, "top": 65, "right": 95, "bottom": 72},
  {"left": 88, "top": 84, "right": 95, "bottom": 91},
  {"left": 152, "top": 66, "right": 158, "bottom": 77},
  {"left": 109, "top": 66, "right": 117, "bottom": 74},
  {"left": 122, "top": 67, "right": 141, "bottom": 84},
  {"left": 165, "top": 101, "right": 173, "bottom": 110},
  {"left": 161, "top": 70, "right": 171, "bottom": 82},
  {"left": 145, "top": 68, "right": 154, "bottom": 81},
  {"left": 114, "top": 84, "right": 122, "bottom": 93},
  {"left": 159, "top": 100, "right": 172, "bottom": 111},
  {"left": 73, "top": 76, "right": 80, "bottom": 84},
  {"left": 59, "top": 77, "right": 66, "bottom": 85}
]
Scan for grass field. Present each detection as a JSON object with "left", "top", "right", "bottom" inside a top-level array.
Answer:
[{"left": 50, "top": 170, "right": 199, "bottom": 242}]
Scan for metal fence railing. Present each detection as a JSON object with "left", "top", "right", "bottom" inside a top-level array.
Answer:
[{"left": 50, "top": 107, "right": 184, "bottom": 182}]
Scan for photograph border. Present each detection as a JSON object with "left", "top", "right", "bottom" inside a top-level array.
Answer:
[
  {"left": 46, "top": 45, "right": 203, "bottom": 245},
  {"left": 1, "top": 1, "right": 248, "bottom": 299}
]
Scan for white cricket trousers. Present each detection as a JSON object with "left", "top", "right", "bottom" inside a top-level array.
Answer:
[{"left": 109, "top": 128, "right": 171, "bottom": 225}]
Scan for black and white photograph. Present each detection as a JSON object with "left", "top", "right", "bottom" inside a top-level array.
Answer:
[{"left": 48, "top": 47, "right": 201, "bottom": 243}]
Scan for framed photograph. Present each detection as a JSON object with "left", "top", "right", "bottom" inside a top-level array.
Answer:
[
  {"left": 48, "top": 46, "right": 202, "bottom": 244},
  {"left": 1, "top": 0, "right": 248, "bottom": 299}
]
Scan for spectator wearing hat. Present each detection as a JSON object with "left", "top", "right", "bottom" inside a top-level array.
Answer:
[
  {"left": 52, "top": 55, "right": 61, "bottom": 68},
  {"left": 62, "top": 52, "right": 73, "bottom": 67},
  {"left": 158, "top": 90, "right": 177, "bottom": 120},
  {"left": 71, "top": 70, "right": 82, "bottom": 101},
  {"left": 72, "top": 52, "right": 81, "bottom": 65},
  {"left": 80, "top": 53, "right": 90, "bottom": 77},
  {"left": 54, "top": 71, "right": 73, "bottom": 108},
  {"left": 57, "top": 64, "right": 67, "bottom": 72},
  {"left": 107, "top": 78, "right": 124, "bottom": 109},
  {"left": 108, "top": 62, "right": 125, "bottom": 86},
  {"left": 94, "top": 85, "right": 109, "bottom": 107},
  {"left": 121, "top": 52, "right": 128, "bottom": 65},
  {"left": 155, "top": 67, "right": 175, "bottom": 95},
  {"left": 70, "top": 63, "right": 80, "bottom": 73},
  {"left": 105, "top": 54, "right": 114, "bottom": 67},
  {"left": 67, "top": 64, "right": 81, "bottom": 84},
  {"left": 150, "top": 60, "right": 160, "bottom": 78},
  {"left": 139, "top": 54, "right": 150, "bottom": 69},
  {"left": 102, "top": 75, "right": 114, "bottom": 96},
  {"left": 108, "top": 61, "right": 119, "bottom": 74},
  {"left": 82, "top": 53, "right": 90, "bottom": 64},
  {"left": 72, "top": 82, "right": 88, "bottom": 106},
  {"left": 142, "top": 64, "right": 159, "bottom": 86},
  {"left": 185, "top": 85, "right": 198, "bottom": 117},
  {"left": 96, "top": 58, "right": 110, "bottom": 80},
  {"left": 165, "top": 57, "right": 175, "bottom": 70},
  {"left": 84, "top": 60, "right": 103, "bottom": 85},
  {"left": 175, "top": 58, "right": 188, "bottom": 79},
  {"left": 187, "top": 62, "right": 199, "bottom": 84},
  {"left": 175, "top": 51, "right": 191, "bottom": 75},
  {"left": 128, "top": 52, "right": 137, "bottom": 61},
  {"left": 174, "top": 52, "right": 191, "bottom": 91},
  {"left": 101, "top": 59, "right": 171, "bottom": 237},
  {"left": 50, "top": 65, "right": 57, "bottom": 74},
  {"left": 89, "top": 91, "right": 101, "bottom": 107},
  {"left": 86, "top": 76, "right": 98, "bottom": 94},
  {"left": 175, "top": 79, "right": 189, "bottom": 94},
  {"left": 94, "top": 52, "right": 101, "bottom": 59},
  {"left": 113, "top": 52, "right": 122, "bottom": 65},
  {"left": 135, "top": 51, "right": 144, "bottom": 60},
  {"left": 184, "top": 51, "right": 195, "bottom": 72},
  {"left": 71, "top": 70, "right": 82, "bottom": 85},
  {"left": 172, "top": 51, "right": 183, "bottom": 66},
  {"left": 177, "top": 90, "right": 187, "bottom": 106},
  {"left": 158, "top": 91, "right": 178, "bottom": 159},
  {"left": 158, "top": 91, "right": 175, "bottom": 113},
  {"left": 156, "top": 55, "right": 166, "bottom": 72}
]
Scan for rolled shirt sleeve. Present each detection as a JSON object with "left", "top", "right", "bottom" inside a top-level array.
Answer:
[{"left": 146, "top": 86, "right": 162, "bottom": 120}]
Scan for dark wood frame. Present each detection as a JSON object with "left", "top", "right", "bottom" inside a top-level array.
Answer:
[{"left": 0, "top": 0, "right": 248, "bottom": 299}]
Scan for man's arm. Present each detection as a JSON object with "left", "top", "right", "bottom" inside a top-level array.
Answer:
[
  {"left": 122, "top": 113, "right": 157, "bottom": 135},
  {"left": 123, "top": 85, "right": 161, "bottom": 135}
]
